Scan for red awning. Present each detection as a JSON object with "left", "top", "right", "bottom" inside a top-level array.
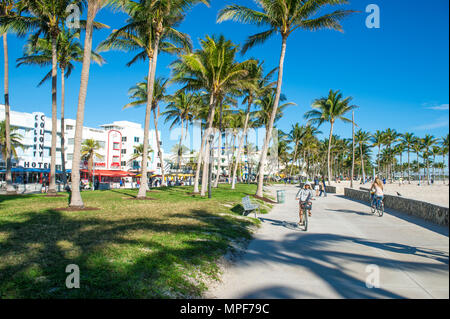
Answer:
[{"left": 81, "top": 169, "right": 136, "bottom": 177}]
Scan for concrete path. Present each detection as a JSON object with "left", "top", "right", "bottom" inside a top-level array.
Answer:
[{"left": 206, "top": 185, "right": 449, "bottom": 299}]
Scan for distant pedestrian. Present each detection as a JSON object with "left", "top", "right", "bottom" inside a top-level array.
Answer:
[
  {"left": 321, "top": 175, "right": 327, "bottom": 197},
  {"left": 314, "top": 176, "right": 320, "bottom": 197}
]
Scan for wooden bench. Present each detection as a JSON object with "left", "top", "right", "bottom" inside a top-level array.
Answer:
[{"left": 242, "top": 196, "right": 260, "bottom": 218}]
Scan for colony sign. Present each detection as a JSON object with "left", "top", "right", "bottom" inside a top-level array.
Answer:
[
  {"left": 33, "top": 112, "right": 46, "bottom": 159},
  {"left": 21, "top": 113, "right": 50, "bottom": 169}
]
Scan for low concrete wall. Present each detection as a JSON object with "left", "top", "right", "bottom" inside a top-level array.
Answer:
[
  {"left": 325, "top": 186, "right": 336, "bottom": 194},
  {"left": 344, "top": 188, "right": 449, "bottom": 227}
]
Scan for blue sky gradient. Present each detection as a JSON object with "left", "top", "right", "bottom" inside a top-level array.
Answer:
[{"left": 2, "top": 0, "right": 449, "bottom": 152}]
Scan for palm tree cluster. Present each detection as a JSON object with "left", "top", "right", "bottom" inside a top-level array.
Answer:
[
  {"left": 8, "top": 0, "right": 423, "bottom": 206},
  {"left": 276, "top": 121, "right": 449, "bottom": 186}
]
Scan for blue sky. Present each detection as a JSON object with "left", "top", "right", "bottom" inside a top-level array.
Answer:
[{"left": 2, "top": 0, "right": 449, "bottom": 153}]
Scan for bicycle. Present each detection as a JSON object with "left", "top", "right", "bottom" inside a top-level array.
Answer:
[
  {"left": 370, "top": 192, "right": 384, "bottom": 217},
  {"left": 298, "top": 202, "right": 311, "bottom": 231}
]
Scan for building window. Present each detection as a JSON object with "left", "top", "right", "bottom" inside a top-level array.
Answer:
[
  {"left": 68, "top": 138, "right": 74, "bottom": 145},
  {"left": 67, "top": 154, "right": 73, "bottom": 160},
  {"left": 121, "top": 161, "right": 127, "bottom": 167},
  {"left": 121, "top": 149, "right": 127, "bottom": 155},
  {"left": 122, "top": 136, "right": 127, "bottom": 142},
  {"left": 66, "top": 125, "right": 74, "bottom": 130},
  {"left": 134, "top": 137, "right": 140, "bottom": 143},
  {"left": 134, "top": 149, "right": 138, "bottom": 154},
  {"left": 113, "top": 142, "right": 120, "bottom": 150}
]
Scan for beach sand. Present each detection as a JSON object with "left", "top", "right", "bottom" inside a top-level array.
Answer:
[{"left": 330, "top": 180, "right": 449, "bottom": 208}]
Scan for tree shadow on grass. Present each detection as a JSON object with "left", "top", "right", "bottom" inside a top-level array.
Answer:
[{"left": 0, "top": 207, "right": 254, "bottom": 298}]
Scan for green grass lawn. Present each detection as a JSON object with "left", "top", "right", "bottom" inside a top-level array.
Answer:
[{"left": 0, "top": 184, "right": 271, "bottom": 298}]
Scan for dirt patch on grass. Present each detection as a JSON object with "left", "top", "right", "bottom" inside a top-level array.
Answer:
[
  {"left": 55, "top": 207, "right": 100, "bottom": 211},
  {"left": 124, "top": 197, "right": 157, "bottom": 201},
  {"left": 251, "top": 195, "right": 277, "bottom": 204}
]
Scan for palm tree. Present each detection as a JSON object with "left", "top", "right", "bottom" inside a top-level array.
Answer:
[
  {"left": 355, "top": 129, "right": 370, "bottom": 183},
  {"left": 412, "top": 137, "right": 423, "bottom": 185},
  {"left": 0, "top": 120, "right": 25, "bottom": 161},
  {"left": 401, "top": 132, "right": 415, "bottom": 183},
  {"left": 431, "top": 146, "right": 441, "bottom": 182},
  {"left": 304, "top": 89, "right": 358, "bottom": 185},
  {"left": 98, "top": 0, "right": 200, "bottom": 198},
  {"left": 393, "top": 143, "right": 405, "bottom": 180},
  {"left": 81, "top": 138, "right": 104, "bottom": 184},
  {"left": 0, "top": 0, "right": 17, "bottom": 194},
  {"left": 371, "top": 130, "right": 385, "bottom": 177},
  {"left": 17, "top": 29, "right": 105, "bottom": 186},
  {"left": 9, "top": 0, "right": 79, "bottom": 194},
  {"left": 421, "top": 134, "right": 438, "bottom": 185},
  {"left": 128, "top": 143, "right": 153, "bottom": 167},
  {"left": 231, "top": 63, "right": 275, "bottom": 189},
  {"left": 218, "top": 0, "right": 355, "bottom": 197},
  {"left": 171, "top": 35, "right": 256, "bottom": 196},
  {"left": 69, "top": 0, "right": 108, "bottom": 208},
  {"left": 124, "top": 77, "right": 170, "bottom": 187},
  {"left": 382, "top": 128, "right": 400, "bottom": 181},
  {"left": 162, "top": 91, "right": 196, "bottom": 171},
  {"left": 288, "top": 123, "right": 304, "bottom": 178}
]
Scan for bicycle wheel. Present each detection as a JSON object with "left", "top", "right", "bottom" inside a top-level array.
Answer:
[
  {"left": 378, "top": 202, "right": 384, "bottom": 217},
  {"left": 370, "top": 201, "right": 376, "bottom": 214},
  {"left": 303, "top": 208, "right": 308, "bottom": 231}
]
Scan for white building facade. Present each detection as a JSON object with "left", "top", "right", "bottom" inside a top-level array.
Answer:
[{"left": 0, "top": 104, "right": 164, "bottom": 175}]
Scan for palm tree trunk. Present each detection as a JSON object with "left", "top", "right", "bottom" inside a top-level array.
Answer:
[
  {"left": 60, "top": 67, "right": 67, "bottom": 187},
  {"left": 193, "top": 126, "right": 205, "bottom": 193},
  {"left": 3, "top": 33, "right": 14, "bottom": 194},
  {"left": 256, "top": 35, "right": 287, "bottom": 198},
  {"left": 137, "top": 36, "right": 160, "bottom": 198},
  {"left": 232, "top": 100, "right": 251, "bottom": 189},
  {"left": 289, "top": 142, "right": 299, "bottom": 178},
  {"left": 327, "top": 121, "right": 334, "bottom": 186},
  {"left": 70, "top": 1, "right": 100, "bottom": 208},
  {"left": 351, "top": 112, "right": 355, "bottom": 188},
  {"left": 407, "top": 149, "right": 411, "bottom": 184},
  {"left": 178, "top": 118, "right": 184, "bottom": 171},
  {"left": 214, "top": 100, "right": 224, "bottom": 188},
  {"left": 48, "top": 36, "right": 58, "bottom": 195},
  {"left": 200, "top": 94, "right": 216, "bottom": 196},
  {"left": 360, "top": 144, "right": 366, "bottom": 183},
  {"left": 152, "top": 106, "right": 165, "bottom": 187}
]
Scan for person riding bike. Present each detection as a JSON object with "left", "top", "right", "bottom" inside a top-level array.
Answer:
[
  {"left": 296, "top": 182, "right": 314, "bottom": 226},
  {"left": 370, "top": 177, "right": 384, "bottom": 209}
]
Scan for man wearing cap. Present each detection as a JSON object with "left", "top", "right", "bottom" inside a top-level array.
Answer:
[{"left": 295, "top": 182, "right": 315, "bottom": 226}]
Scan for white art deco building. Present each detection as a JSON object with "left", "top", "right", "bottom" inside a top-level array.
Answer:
[{"left": 0, "top": 104, "right": 164, "bottom": 177}]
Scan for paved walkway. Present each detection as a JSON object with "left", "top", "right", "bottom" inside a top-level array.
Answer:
[{"left": 206, "top": 185, "right": 449, "bottom": 299}]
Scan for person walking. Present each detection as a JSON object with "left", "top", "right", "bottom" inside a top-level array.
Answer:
[
  {"left": 314, "top": 176, "right": 320, "bottom": 197},
  {"left": 321, "top": 175, "right": 327, "bottom": 197}
]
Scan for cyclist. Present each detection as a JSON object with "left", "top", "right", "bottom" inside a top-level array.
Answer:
[
  {"left": 370, "top": 177, "right": 384, "bottom": 209},
  {"left": 296, "top": 182, "right": 314, "bottom": 226}
]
